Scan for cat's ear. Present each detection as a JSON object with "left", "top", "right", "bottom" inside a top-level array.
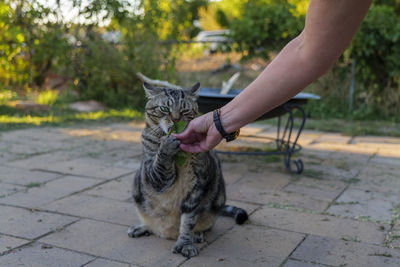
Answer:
[
  {"left": 143, "top": 82, "right": 162, "bottom": 98},
  {"left": 186, "top": 82, "right": 200, "bottom": 96}
]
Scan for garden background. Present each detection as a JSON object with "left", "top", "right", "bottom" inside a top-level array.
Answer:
[{"left": 1, "top": 0, "right": 399, "bottom": 135}]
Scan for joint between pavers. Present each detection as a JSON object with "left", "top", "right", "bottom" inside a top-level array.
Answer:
[
  {"left": 0, "top": 239, "right": 35, "bottom": 257},
  {"left": 279, "top": 234, "right": 308, "bottom": 267},
  {"left": 79, "top": 256, "right": 134, "bottom": 267},
  {"left": 0, "top": 218, "right": 81, "bottom": 257},
  {"left": 43, "top": 171, "right": 136, "bottom": 206}
]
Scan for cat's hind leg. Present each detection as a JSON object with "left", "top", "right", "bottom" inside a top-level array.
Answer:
[
  {"left": 127, "top": 224, "right": 151, "bottom": 238},
  {"left": 193, "top": 231, "right": 206, "bottom": 243}
]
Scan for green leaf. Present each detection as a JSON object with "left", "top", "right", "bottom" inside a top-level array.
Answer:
[
  {"left": 172, "top": 121, "right": 188, "bottom": 134},
  {"left": 175, "top": 151, "right": 187, "bottom": 167},
  {"left": 170, "top": 121, "right": 188, "bottom": 167}
]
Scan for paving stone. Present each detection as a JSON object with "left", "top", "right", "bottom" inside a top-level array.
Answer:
[
  {"left": 108, "top": 122, "right": 145, "bottom": 132},
  {"left": 0, "top": 175, "right": 101, "bottom": 208},
  {"left": 239, "top": 124, "right": 265, "bottom": 136},
  {"left": 302, "top": 159, "right": 360, "bottom": 181},
  {"left": 33, "top": 158, "right": 133, "bottom": 179},
  {"left": 353, "top": 165, "right": 400, "bottom": 195},
  {"left": 221, "top": 162, "right": 248, "bottom": 185},
  {"left": 86, "top": 143, "right": 142, "bottom": 161},
  {"left": 44, "top": 195, "right": 140, "bottom": 226},
  {"left": 226, "top": 171, "right": 291, "bottom": 202},
  {"left": 0, "top": 183, "right": 25, "bottom": 198},
  {"left": 306, "top": 143, "right": 378, "bottom": 156},
  {"left": 300, "top": 148, "right": 333, "bottom": 164},
  {"left": 78, "top": 129, "right": 142, "bottom": 144},
  {"left": 352, "top": 136, "right": 400, "bottom": 145},
  {"left": 328, "top": 150, "right": 372, "bottom": 165},
  {"left": 205, "top": 200, "right": 260, "bottom": 243},
  {"left": 283, "top": 259, "right": 330, "bottom": 267},
  {"left": 84, "top": 258, "right": 131, "bottom": 267},
  {"left": 112, "top": 158, "right": 141, "bottom": 171},
  {"left": 83, "top": 175, "right": 133, "bottom": 201},
  {"left": 268, "top": 192, "right": 329, "bottom": 212},
  {"left": 314, "top": 133, "right": 352, "bottom": 144},
  {"left": 283, "top": 177, "right": 346, "bottom": 202},
  {"left": 252, "top": 207, "right": 385, "bottom": 244},
  {"left": 0, "top": 242, "right": 94, "bottom": 267},
  {"left": 40, "top": 219, "right": 185, "bottom": 266},
  {"left": 0, "top": 150, "right": 21, "bottom": 162},
  {"left": 377, "top": 148, "right": 400, "bottom": 158},
  {"left": 0, "top": 142, "right": 55, "bottom": 156},
  {"left": 0, "top": 234, "right": 30, "bottom": 254},
  {"left": 0, "top": 206, "right": 77, "bottom": 239},
  {"left": 370, "top": 155, "right": 400, "bottom": 167},
  {"left": 0, "top": 127, "right": 69, "bottom": 143},
  {"left": 6, "top": 150, "right": 83, "bottom": 169},
  {"left": 296, "top": 131, "right": 323, "bottom": 146},
  {"left": 291, "top": 235, "right": 400, "bottom": 266},
  {"left": 0, "top": 166, "right": 61, "bottom": 186},
  {"left": 182, "top": 224, "right": 305, "bottom": 267},
  {"left": 327, "top": 188, "right": 400, "bottom": 223},
  {"left": 59, "top": 127, "right": 112, "bottom": 138}
]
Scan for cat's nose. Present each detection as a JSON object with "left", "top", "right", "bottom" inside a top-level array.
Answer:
[{"left": 172, "top": 117, "right": 180, "bottom": 123}]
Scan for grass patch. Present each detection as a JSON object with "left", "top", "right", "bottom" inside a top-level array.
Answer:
[
  {"left": 347, "top": 178, "right": 361, "bottom": 184},
  {"left": 301, "top": 169, "right": 324, "bottom": 179},
  {"left": 332, "top": 201, "right": 360, "bottom": 205},
  {"left": 26, "top": 182, "right": 41, "bottom": 188},
  {"left": 0, "top": 105, "right": 143, "bottom": 132},
  {"left": 368, "top": 253, "right": 393, "bottom": 258}
]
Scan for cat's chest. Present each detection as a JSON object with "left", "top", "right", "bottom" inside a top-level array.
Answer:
[{"left": 152, "top": 158, "right": 196, "bottom": 211}]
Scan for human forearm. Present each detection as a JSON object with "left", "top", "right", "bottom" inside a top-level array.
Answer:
[
  {"left": 219, "top": 0, "right": 372, "bottom": 134},
  {"left": 220, "top": 35, "right": 319, "bottom": 133}
]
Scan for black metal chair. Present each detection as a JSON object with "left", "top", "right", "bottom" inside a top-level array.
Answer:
[{"left": 197, "top": 88, "right": 320, "bottom": 174}]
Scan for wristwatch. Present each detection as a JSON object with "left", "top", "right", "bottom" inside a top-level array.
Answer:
[{"left": 213, "top": 109, "right": 240, "bottom": 142}]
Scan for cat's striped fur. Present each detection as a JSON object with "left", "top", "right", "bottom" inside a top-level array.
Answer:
[{"left": 128, "top": 82, "right": 248, "bottom": 258}]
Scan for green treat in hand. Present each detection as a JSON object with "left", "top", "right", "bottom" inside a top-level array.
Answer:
[
  {"left": 172, "top": 121, "right": 188, "bottom": 134},
  {"left": 170, "top": 121, "right": 188, "bottom": 167}
]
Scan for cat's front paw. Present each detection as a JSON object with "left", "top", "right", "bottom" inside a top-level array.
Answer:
[
  {"left": 172, "top": 240, "right": 199, "bottom": 258},
  {"left": 127, "top": 225, "right": 151, "bottom": 238},
  {"left": 160, "top": 135, "right": 180, "bottom": 156}
]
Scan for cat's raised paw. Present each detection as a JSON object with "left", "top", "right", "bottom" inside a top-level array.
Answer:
[
  {"left": 127, "top": 225, "right": 151, "bottom": 238},
  {"left": 160, "top": 135, "right": 181, "bottom": 155}
]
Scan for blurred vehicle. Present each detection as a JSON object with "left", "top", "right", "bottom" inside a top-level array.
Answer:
[{"left": 195, "top": 30, "right": 231, "bottom": 54}]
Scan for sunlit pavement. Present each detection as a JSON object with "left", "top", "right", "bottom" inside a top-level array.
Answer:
[{"left": 1, "top": 122, "right": 400, "bottom": 266}]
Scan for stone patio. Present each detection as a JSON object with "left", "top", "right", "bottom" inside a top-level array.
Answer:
[{"left": 1, "top": 122, "right": 400, "bottom": 266}]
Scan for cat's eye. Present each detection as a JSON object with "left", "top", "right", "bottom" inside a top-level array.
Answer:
[
  {"left": 181, "top": 109, "right": 191, "bottom": 115},
  {"left": 160, "top": 106, "right": 170, "bottom": 113}
]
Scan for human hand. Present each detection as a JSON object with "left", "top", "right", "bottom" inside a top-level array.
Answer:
[{"left": 173, "top": 112, "right": 222, "bottom": 153}]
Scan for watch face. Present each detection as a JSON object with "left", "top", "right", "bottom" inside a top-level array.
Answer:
[{"left": 226, "top": 130, "right": 240, "bottom": 142}]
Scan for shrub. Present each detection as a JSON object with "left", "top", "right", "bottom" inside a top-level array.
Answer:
[
  {"left": 228, "top": 0, "right": 303, "bottom": 59},
  {"left": 346, "top": 4, "right": 400, "bottom": 120}
]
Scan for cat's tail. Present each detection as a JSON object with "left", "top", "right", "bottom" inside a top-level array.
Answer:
[{"left": 221, "top": 205, "right": 248, "bottom": 225}]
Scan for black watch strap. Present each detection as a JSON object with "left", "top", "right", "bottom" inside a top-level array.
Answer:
[{"left": 213, "top": 109, "right": 240, "bottom": 142}]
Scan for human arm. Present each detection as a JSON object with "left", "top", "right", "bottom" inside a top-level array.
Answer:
[{"left": 175, "top": 0, "right": 372, "bottom": 153}]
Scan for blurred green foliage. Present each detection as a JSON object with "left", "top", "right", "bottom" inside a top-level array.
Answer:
[
  {"left": 214, "top": 0, "right": 400, "bottom": 122},
  {"left": 228, "top": 0, "right": 304, "bottom": 59},
  {"left": 346, "top": 4, "right": 400, "bottom": 119},
  {"left": 0, "top": 1, "right": 69, "bottom": 89},
  {"left": 0, "top": 0, "right": 206, "bottom": 109},
  {"left": 1, "top": 0, "right": 400, "bottom": 123}
]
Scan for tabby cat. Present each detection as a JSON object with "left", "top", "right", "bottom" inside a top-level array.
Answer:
[{"left": 128, "top": 82, "right": 248, "bottom": 258}]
